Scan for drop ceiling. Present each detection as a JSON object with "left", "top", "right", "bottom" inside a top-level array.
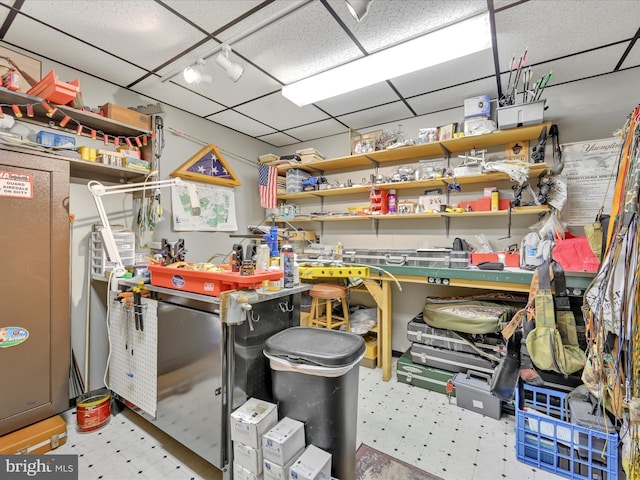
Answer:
[{"left": 0, "top": 0, "right": 638, "bottom": 148}]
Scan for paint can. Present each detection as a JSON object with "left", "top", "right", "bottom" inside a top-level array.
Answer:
[{"left": 76, "top": 388, "right": 111, "bottom": 433}]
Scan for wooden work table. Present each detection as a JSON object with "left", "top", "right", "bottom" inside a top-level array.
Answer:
[{"left": 321, "top": 265, "right": 594, "bottom": 382}]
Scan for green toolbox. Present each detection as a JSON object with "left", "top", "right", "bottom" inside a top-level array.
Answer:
[{"left": 396, "top": 348, "right": 456, "bottom": 397}]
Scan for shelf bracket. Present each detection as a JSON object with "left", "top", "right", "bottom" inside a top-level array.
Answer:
[
  {"left": 371, "top": 217, "right": 379, "bottom": 236},
  {"left": 443, "top": 215, "right": 451, "bottom": 238}
]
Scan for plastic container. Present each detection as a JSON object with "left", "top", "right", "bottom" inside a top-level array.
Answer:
[
  {"left": 280, "top": 240, "right": 294, "bottom": 289},
  {"left": 264, "top": 327, "right": 365, "bottom": 480},
  {"left": 37, "top": 130, "right": 76, "bottom": 148},
  {"left": 515, "top": 383, "right": 619, "bottom": 480},
  {"left": 147, "top": 264, "right": 283, "bottom": 296},
  {"left": 26, "top": 69, "right": 80, "bottom": 105}
]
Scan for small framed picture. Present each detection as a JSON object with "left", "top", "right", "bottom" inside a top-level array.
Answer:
[{"left": 438, "top": 123, "right": 457, "bottom": 141}]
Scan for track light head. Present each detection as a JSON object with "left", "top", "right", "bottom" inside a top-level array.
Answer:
[
  {"left": 215, "top": 45, "right": 244, "bottom": 82},
  {"left": 346, "top": 0, "right": 373, "bottom": 22},
  {"left": 183, "top": 59, "right": 211, "bottom": 84}
]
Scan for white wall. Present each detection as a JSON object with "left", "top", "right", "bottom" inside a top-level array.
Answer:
[{"left": 7, "top": 50, "right": 637, "bottom": 392}]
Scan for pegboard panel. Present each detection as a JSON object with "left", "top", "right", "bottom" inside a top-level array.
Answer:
[{"left": 108, "top": 293, "right": 158, "bottom": 417}]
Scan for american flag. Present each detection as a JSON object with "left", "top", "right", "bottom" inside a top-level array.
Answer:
[{"left": 258, "top": 163, "right": 278, "bottom": 208}]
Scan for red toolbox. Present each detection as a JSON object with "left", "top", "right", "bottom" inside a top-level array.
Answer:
[
  {"left": 147, "top": 264, "right": 283, "bottom": 296},
  {"left": 0, "top": 415, "right": 67, "bottom": 455}
]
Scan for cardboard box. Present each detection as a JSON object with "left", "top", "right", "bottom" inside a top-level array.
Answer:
[
  {"left": 234, "top": 461, "right": 263, "bottom": 480},
  {"left": 100, "top": 103, "right": 151, "bottom": 131},
  {"left": 263, "top": 448, "right": 304, "bottom": 480},
  {"left": 231, "top": 398, "right": 278, "bottom": 449},
  {"left": 288, "top": 445, "right": 331, "bottom": 480},
  {"left": 235, "top": 441, "right": 264, "bottom": 474},
  {"left": 262, "top": 417, "right": 305, "bottom": 466}
]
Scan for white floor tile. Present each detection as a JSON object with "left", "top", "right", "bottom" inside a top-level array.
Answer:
[{"left": 37, "top": 358, "right": 586, "bottom": 480}]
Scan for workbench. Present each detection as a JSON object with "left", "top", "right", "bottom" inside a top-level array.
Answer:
[
  {"left": 307, "top": 265, "right": 594, "bottom": 383},
  {"left": 112, "top": 280, "right": 311, "bottom": 480}
]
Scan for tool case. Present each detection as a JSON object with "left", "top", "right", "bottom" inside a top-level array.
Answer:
[
  {"left": 343, "top": 248, "right": 468, "bottom": 268},
  {"left": 452, "top": 371, "right": 502, "bottom": 420},
  {"left": 406, "top": 313, "right": 503, "bottom": 354},
  {"left": 410, "top": 343, "right": 497, "bottom": 375},
  {"left": 396, "top": 348, "right": 456, "bottom": 397},
  {"left": 0, "top": 415, "right": 67, "bottom": 455}
]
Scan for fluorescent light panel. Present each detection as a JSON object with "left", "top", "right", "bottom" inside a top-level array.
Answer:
[{"left": 282, "top": 13, "right": 491, "bottom": 107}]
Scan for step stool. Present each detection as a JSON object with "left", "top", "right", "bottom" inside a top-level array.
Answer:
[{"left": 307, "top": 283, "right": 350, "bottom": 332}]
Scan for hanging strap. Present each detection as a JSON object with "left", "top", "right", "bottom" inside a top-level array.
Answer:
[
  {"left": 551, "top": 261, "right": 570, "bottom": 311},
  {"left": 534, "top": 263, "right": 556, "bottom": 328}
]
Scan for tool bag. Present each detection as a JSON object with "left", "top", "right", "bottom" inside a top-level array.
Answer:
[
  {"left": 524, "top": 262, "right": 586, "bottom": 375},
  {"left": 422, "top": 297, "right": 519, "bottom": 334}
]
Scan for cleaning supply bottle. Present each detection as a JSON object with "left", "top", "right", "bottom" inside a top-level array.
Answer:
[
  {"left": 388, "top": 189, "right": 397, "bottom": 214},
  {"left": 280, "top": 237, "right": 294, "bottom": 289}
]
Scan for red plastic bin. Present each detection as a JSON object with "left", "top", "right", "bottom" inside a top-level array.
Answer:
[
  {"left": 147, "top": 264, "right": 283, "bottom": 296},
  {"left": 470, "top": 252, "right": 520, "bottom": 267},
  {"left": 26, "top": 69, "right": 80, "bottom": 105}
]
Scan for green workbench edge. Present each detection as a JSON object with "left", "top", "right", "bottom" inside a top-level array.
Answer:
[{"left": 369, "top": 265, "right": 594, "bottom": 293}]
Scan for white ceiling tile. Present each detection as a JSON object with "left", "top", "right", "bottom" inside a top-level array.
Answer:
[
  {"left": 620, "top": 44, "right": 640, "bottom": 70},
  {"left": 237, "top": 92, "right": 329, "bottom": 131},
  {"left": 337, "top": 102, "right": 414, "bottom": 131},
  {"left": 4, "top": 15, "right": 148, "bottom": 86},
  {"left": 407, "top": 78, "right": 497, "bottom": 117},
  {"left": 494, "top": 1, "right": 640, "bottom": 74},
  {"left": 315, "top": 83, "right": 400, "bottom": 116},
  {"left": 133, "top": 77, "right": 225, "bottom": 117},
  {"left": 161, "top": 1, "right": 262, "bottom": 33},
  {"left": 257, "top": 131, "right": 300, "bottom": 147},
  {"left": 284, "top": 118, "right": 347, "bottom": 142},
  {"left": 327, "top": 0, "right": 486, "bottom": 53},
  {"left": 392, "top": 50, "right": 496, "bottom": 99},
  {"left": 227, "top": 1, "right": 363, "bottom": 84},
  {"left": 208, "top": 110, "right": 276, "bottom": 137},
  {"left": 18, "top": 0, "right": 207, "bottom": 71}
]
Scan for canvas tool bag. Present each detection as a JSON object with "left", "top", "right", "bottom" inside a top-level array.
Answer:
[
  {"left": 524, "top": 262, "right": 586, "bottom": 375},
  {"left": 422, "top": 297, "right": 519, "bottom": 335}
]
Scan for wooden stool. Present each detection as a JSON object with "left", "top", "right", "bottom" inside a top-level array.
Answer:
[{"left": 307, "top": 283, "right": 350, "bottom": 332}]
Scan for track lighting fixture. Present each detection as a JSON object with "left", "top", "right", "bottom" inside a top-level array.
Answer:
[
  {"left": 215, "top": 46, "right": 244, "bottom": 82},
  {"left": 183, "top": 59, "right": 211, "bottom": 84},
  {"left": 346, "top": 0, "right": 373, "bottom": 22}
]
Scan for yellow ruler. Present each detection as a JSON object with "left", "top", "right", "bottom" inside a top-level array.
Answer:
[{"left": 299, "top": 265, "right": 370, "bottom": 279}]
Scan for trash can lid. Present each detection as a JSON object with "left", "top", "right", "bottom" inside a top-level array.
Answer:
[{"left": 264, "top": 327, "right": 365, "bottom": 367}]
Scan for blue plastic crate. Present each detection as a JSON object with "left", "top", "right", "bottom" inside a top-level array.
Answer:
[{"left": 515, "top": 383, "right": 619, "bottom": 480}]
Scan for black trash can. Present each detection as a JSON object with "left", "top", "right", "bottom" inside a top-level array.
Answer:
[{"left": 264, "top": 327, "right": 365, "bottom": 480}]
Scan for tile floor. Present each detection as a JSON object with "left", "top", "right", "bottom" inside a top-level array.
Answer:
[{"left": 49, "top": 358, "right": 560, "bottom": 480}]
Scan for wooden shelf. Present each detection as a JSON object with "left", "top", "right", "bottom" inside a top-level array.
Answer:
[
  {"left": 277, "top": 205, "right": 548, "bottom": 223},
  {"left": 277, "top": 123, "right": 551, "bottom": 174},
  {"left": 278, "top": 164, "right": 549, "bottom": 201},
  {"left": 0, "top": 87, "right": 152, "bottom": 182}
]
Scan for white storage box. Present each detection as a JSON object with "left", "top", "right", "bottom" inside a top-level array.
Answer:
[
  {"left": 263, "top": 417, "right": 305, "bottom": 466},
  {"left": 234, "top": 461, "right": 263, "bottom": 480},
  {"left": 288, "top": 445, "right": 331, "bottom": 480},
  {"left": 234, "top": 441, "right": 264, "bottom": 474},
  {"left": 263, "top": 448, "right": 304, "bottom": 480},
  {"left": 231, "top": 398, "right": 278, "bottom": 449},
  {"left": 497, "top": 101, "right": 545, "bottom": 129}
]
